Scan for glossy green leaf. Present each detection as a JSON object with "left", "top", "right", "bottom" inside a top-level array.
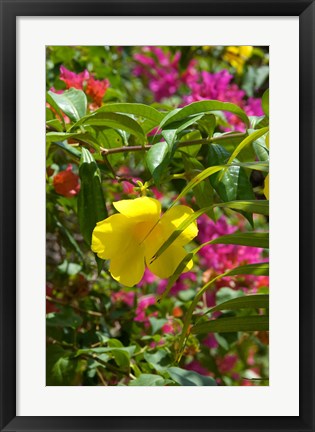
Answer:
[
  {"left": 191, "top": 315, "right": 269, "bottom": 335},
  {"left": 46, "top": 119, "right": 64, "bottom": 132},
  {"left": 129, "top": 374, "right": 165, "bottom": 386},
  {"left": 175, "top": 162, "right": 267, "bottom": 203},
  {"left": 160, "top": 100, "right": 249, "bottom": 130},
  {"left": 226, "top": 127, "right": 269, "bottom": 165},
  {"left": 46, "top": 92, "right": 66, "bottom": 128},
  {"left": 51, "top": 140, "right": 81, "bottom": 159},
  {"left": 208, "top": 144, "right": 255, "bottom": 224},
  {"left": 253, "top": 137, "right": 269, "bottom": 162},
  {"left": 95, "top": 102, "right": 164, "bottom": 123},
  {"left": 47, "top": 89, "right": 87, "bottom": 122},
  {"left": 201, "top": 232, "right": 269, "bottom": 249},
  {"left": 144, "top": 350, "right": 172, "bottom": 372},
  {"left": 146, "top": 141, "right": 171, "bottom": 185},
  {"left": 73, "top": 112, "right": 145, "bottom": 142},
  {"left": 78, "top": 148, "right": 107, "bottom": 246},
  {"left": 226, "top": 262, "right": 269, "bottom": 277},
  {"left": 207, "top": 294, "right": 269, "bottom": 314},
  {"left": 76, "top": 345, "right": 136, "bottom": 357},
  {"left": 162, "top": 113, "right": 205, "bottom": 146},
  {"left": 197, "top": 114, "right": 216, "bottom": 138},
  {"left": 262, "top": 89, "right": 269, "bottom": 117},
  {"left": 167, "top": 367, "right": 217, "bottom": 386},
  {"left": 182, "top": 156, "right": 214, "bottom": 217},
  {"left": 46, "top": 131, "right": 84, "bottom": 143}
]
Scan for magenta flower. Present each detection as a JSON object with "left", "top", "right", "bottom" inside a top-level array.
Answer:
[
  {"left": 157, "top": 272, "right": 196, "bottom": 296},
  {"left": 134, "top": 295, "right": 157, "bottom": 326},
  {"left": 59, "top": 65, "right": 89, "bottom": 89},
  {"left": 133, "top": 46, "right": 196, "bottom": 102}
]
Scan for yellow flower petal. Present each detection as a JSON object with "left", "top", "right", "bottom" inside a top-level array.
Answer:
[
  {"left": 91, "top": 214, "right": 133, "bottom": 259},
  {"left": 113, "top": 196, "right": 161, "bottom": 222},
  {"left": 109, "top": 242, "right": 145, "bottom": 287},
  {"left": 239, "top": 46, "right": 253, "bottom": 58},
  {"left": 159, "top": 205, "right": 198, "bottom": 246},
  {"left": 147, "top": 243, "right": 192, "bottom": 279},
  {"left": 264, "top": 174, "right": 269, "bottom": 200}
]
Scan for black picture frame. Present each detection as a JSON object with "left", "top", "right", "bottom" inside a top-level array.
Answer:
[{"left": 1, "top": 1, "right": 314, "bottom": 431}]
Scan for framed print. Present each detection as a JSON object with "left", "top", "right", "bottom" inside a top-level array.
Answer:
[{"left": 0, "top": 1, "right": 314, "bottom": 431}]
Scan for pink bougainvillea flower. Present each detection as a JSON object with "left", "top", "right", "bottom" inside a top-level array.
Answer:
[
  {"left": 133, "top": 46, "right": 196, "bottom": 102},
  {"left": 91, "top": 196, "right": 198, "bottom": 287},
  {"left": 134, "top": 295, "right": 157, "bottom": 325},
  {"left": 59, "top": 65, "right": 89, "bottom": 89},
  {"left": 85, "top": 76, "right": 110, "bottom": 107},
  {"left": 53, "top": 165, "right": 80, "bottom": 198}
]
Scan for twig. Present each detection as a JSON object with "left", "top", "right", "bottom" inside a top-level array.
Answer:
[{"left": 99, "top": 133, "right": 246, "bottom": 157}]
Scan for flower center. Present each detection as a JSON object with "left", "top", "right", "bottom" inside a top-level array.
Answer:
[{"left": 135, "top": 219, "right": 159, "bottom": 245}]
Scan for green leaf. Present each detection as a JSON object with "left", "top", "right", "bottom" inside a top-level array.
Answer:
[
  {"left": 208, "top": 144, "right": 255, "bottom": 224},
  {"left": 149, "top": 317, "right": 168, "bottom": 334},
  {"left": 54, "top": 216, "right": 84, "bottom": 261},
  {"left": 166, "top": 367, "right": 217, "bottom": 386},
  {"left": 216, "top": 287, "right": 245, "bottom": 304},
  {"left": 175, "top": 162, "right": 267, "bottom": 204},
  {"left": 160, "top": 100, "right": 249, "bottom": 130},
  {"left": 78, "top": 148, "right": 107, "bottom": 246},
  {"left": 96, "top": 102, "right": 164, "bottom": 124},
  {"left": 51, "top": 140, "right": 81, "bottom": 159},
  {"left": 152, "top": 201, "right": 269, "bottom": 262},
  {"left": 129, "top": 374, "right": 165, "bottom": 386},
  {"left": 46, "top": 93, "right": 66, "bottom": 128},
  {"left": 182, "top": 156, "right": 214, "bottom": 217},
  {"left": 253, "top": 137, "right": 269, "bottom": 162},
  {"left": 226, "top": 262, "right": 269, "bottom": 277},
  {"left": 57, "top": 260, "right": 82, "bottom": 276},
  {"left": 219, "top": 200, "right": 269, "bottom": 215},
  {"left": 46, "top": 131, "right": 83, "bottom": 142},
  {"left": 46, "top": 308, "right": 83, "bottom": 329},
  {"left": 46, "top": 119, "right": 64, "bottom": 132},
  {"left": 161, "top": 114, "right": 205, "bottom": 147},
  {"left": 203, "top": 231, "right": 269, "bottom": 249},
  {"left": 144, "top": 350, "right": 172, "bottom": 372},
  {"left": 146, "top": 141, "right": 171, "bottom": 185},
  {"left": 46, "top": 345, "right": 78, "bottom": 386},
  {"left": 197, "top": 114, "right": 216, "bottom": 138},
  {"left": 72, "top": 112, "right": 145, "bottom": 142},
  {"left": 191, "top": 315, "right": 269, "bottom": 335},
  {"left": 207, "top": 294, "right": 269, "bottom": 314},
  {"left": 47, "top": 89, "right": 87, "bottom": 122},
  {"left": 226, "top": 127, "right": 269, "bottom": 165},
  {"left": 262, "top": 89, "right": 269, "bottom": 117},
  {"left": 76, "top": 345, "right": 136, "bottom": 357}
]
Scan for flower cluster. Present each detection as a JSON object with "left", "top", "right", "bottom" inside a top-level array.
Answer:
[
  {"left": 53, "top": 164, "right": 80, "bottom": 198},
  {"left": 197, "top": 214, "right": 268, "bottom": 295},
  {"left": 133, "top": 46, "right": 196, "bottom": 102},
  {"left": 57, "top": 65, "right": 110, "bottom": 107},
  {"left": 133, "top": 48, "right": 263, "bottom": 131},
  {"left": 222, "top": 46, "right": 253, "bottom": 74},
  {"left": 183, "top": 70, "right": 263, "bottom": 131}
]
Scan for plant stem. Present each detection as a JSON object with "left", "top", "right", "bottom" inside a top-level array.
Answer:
[
  {"left": 100, "top": 133, "right": 246, "bottom": 156},
  {"left": 175, "top": 272, "right": 228, "bottom": 363}
]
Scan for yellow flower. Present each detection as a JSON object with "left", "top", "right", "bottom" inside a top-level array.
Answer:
[
  {"left": 263, "top": 174, "right": 269, "bottom": 200},
  {"left": 223, "top": 46, "right": 253, "bottom": 73},
  {"left": 91, "top": 197, "right": 198, "bottom": 287}
]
